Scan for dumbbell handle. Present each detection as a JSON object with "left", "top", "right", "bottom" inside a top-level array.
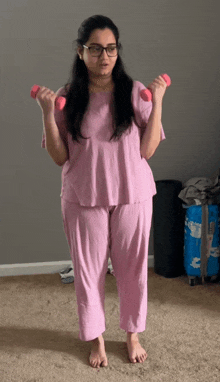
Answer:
[
  {"left": 30, "top": 85, "right": 66, "bottom": 110},
  {"left": 140, "top": 74, "right": 171, "bottom": 102}
]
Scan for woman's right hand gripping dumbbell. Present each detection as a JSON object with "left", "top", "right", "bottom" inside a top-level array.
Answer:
[{"left": 35, "top": 86, "right": 58, "bottom": 115}]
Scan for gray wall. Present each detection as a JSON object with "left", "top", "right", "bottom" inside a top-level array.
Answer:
[{"left": 1, "top": 0, "right": 220, "bottom": 266}]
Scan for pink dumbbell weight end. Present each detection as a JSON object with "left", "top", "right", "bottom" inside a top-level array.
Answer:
[
  {"left": 140, "top": 74, "right": 171, "bottom": 102},
  {"left": 30, "top": 85, "right": 66, "bottom": 110}
]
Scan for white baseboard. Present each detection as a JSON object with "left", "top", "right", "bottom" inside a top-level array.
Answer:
[{"left": 0, "top": 256, "right": 154, "bottom": 277}]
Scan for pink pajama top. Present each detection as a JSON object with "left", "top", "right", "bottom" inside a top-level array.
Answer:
[{"left": 41, "top": 80, "right": 166, "bottom": 207}]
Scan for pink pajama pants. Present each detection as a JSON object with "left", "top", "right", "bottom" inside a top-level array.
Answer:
[{"left": 61, "top": 198, "right": 153, "bottom": 342}]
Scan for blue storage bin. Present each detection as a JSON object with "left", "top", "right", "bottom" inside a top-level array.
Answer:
[{"left": 183, "top": 205, "right": 219, "bottom": 284}]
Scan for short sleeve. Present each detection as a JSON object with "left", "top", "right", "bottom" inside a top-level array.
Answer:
[
  {"left": 132, "top": 81, "right": 166, "bottom": 142},
  {"left": 41, "top": 87, "right": 69, "bottom": 153}
]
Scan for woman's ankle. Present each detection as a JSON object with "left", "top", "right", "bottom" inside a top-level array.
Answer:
[{"left": 91, "top": 335, "right": 103, "bottom": 344}]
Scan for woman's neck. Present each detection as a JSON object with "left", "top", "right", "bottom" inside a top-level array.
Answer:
[{"left": 89, "top": 81, "right": 114, "bottom": 93}]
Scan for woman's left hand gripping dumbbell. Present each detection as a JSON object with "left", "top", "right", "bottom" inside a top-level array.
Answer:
[{"left": 140, "top": 74, "right": 171, "bottom": 104}]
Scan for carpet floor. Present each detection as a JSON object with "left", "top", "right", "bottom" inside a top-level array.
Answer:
[{"left": 1, "top": 268, "right": 220, "bottom": 382}]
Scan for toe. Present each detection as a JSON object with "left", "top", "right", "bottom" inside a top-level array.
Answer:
[
  {"left": 139, "top": 354, "right": 146, "bottom": 363},
  {"left": 130, "top": 357, "right": 137, "bottom": 363},
  {"left": 89, "top": 357, "right": 98, "bottom": 368}
]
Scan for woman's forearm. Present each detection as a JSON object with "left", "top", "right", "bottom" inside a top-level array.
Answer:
[{"left": 140, "top": 102, "right": 162, "bottom": 160}]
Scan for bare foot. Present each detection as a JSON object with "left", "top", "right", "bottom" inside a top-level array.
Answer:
[
  {"left": 89, "top": 335, "right": 108, "bottom": 368},
  {"left": 126, "top": 332, "right": 148, "bottom": 364}
]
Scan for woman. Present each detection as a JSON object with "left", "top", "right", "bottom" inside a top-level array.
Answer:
[{"left": 38, "top": 15, "right": 167, "bottom": 369}]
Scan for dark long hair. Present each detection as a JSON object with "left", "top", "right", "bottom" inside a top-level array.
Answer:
[{"left": 62, "top": 15, "right": 136, "bottom": 144}]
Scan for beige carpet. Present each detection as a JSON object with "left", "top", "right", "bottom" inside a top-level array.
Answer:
[{"left": 1, "top": 268, "right": 220, "bottom": 382}]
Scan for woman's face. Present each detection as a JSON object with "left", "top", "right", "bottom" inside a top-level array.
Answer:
[{"left": 77, "top": 28, "right": 118, "bottom": 83}]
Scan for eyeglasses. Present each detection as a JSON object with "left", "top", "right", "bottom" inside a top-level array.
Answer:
[{"left": 83, "top": 44, "right": 119, "bottom": 57}]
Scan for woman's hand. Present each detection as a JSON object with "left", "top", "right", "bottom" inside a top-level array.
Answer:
[
  {"left": 35, "top": 86, "right": 57, "bottom": 115},
  {"left": 147, "top": 75, "right": 168, "bottom": 105}
]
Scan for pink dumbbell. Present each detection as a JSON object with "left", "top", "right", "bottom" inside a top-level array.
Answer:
[
  {"left": 140, "top": 74, "right": 171, "bottom": 102},
  {"left": 30, "top": 85, "right": 66, "bottom": 110}
]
